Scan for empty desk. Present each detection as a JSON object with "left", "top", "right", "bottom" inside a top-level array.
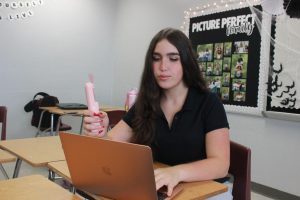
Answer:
[{"left": 0, "top": 136, "right": 65, "bottom": 178}]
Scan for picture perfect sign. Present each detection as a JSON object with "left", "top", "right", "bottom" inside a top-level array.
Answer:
[{"left": 189, "top": 6, "right": 263, "bottom": 111}]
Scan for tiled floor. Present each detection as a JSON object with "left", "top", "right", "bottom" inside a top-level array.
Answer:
[
  {"left": 252, "top": 192, "right": 274, "bottom": 200},
  {"left": 0, "top": 162, "right": 274, "bottom": 200}
]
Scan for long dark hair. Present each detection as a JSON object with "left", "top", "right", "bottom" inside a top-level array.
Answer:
[{"left": 131, "top": 28, "right": 207, "bottom": 145}]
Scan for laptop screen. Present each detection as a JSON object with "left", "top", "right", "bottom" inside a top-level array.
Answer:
[{"left": 59, "top": 132, "right": 158, "bottom": 200}]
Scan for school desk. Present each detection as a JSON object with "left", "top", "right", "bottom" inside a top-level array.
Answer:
[
  {"left": 38, "top": 105, "right": 124, "bottom": 135},
  {"left": 0, "top": 136, "right": 65, "bottom": 178}
]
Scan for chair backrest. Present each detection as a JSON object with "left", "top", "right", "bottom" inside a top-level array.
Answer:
[
  {"left": 106, "top": 110, "right": 126, "bottom": 128},
  {"left": 229, "top": 141, "right": 251, "bottom": 200},
  {"left": 0, "top": 106, "right": 7, "bottom": 140}
]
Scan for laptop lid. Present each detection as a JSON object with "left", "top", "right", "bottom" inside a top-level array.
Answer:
[{"left": 59, "top": 132, "right": 158, "bottom": 200}]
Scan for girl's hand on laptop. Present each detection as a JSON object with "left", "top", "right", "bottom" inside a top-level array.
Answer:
[
  {"left": 154, "top": 167, "right": 180, "bottom": 197},
  {"left": 83, "top": 110, "right": 109, "bottom": 137}
]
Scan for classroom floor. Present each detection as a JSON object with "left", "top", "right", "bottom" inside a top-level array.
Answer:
[{"left": 0, "top": 162, "right": 274, "bottom": 200}]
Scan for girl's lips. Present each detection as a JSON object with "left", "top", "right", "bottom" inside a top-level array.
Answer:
[{"left": 158, "top": 75, "right": 170, "bottom": 80}]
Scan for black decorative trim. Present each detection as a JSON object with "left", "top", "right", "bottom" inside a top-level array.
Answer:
[
  {"left": 284, "top": 0, "right": 300, "bottom": 18},
  {"left": 252, "top": 182, "right": 300, "bottom": 200}
]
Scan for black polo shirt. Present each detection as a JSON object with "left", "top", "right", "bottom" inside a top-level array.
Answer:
[{"left": 123, "top": 87, "right": 229, "bottom": 166}]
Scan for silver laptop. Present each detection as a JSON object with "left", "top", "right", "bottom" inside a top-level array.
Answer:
[{"left": 59, "top": 132, "right": 178, "bottom": 200}]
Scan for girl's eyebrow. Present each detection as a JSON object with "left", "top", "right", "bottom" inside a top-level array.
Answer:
[
  {"left": 167, "top": 52, "right": 180, "bottom": 56},
  {"left": 153, "top": 52, "right": 180, "bottom": 56}
]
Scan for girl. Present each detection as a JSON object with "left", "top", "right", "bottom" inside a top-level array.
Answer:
[{"left": 84, "top": 28, "right": 231, "bottom": 199}]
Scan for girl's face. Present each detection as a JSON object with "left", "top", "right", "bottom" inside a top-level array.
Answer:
[{"left": 152, "top": 39, "right": 184, "bottom": 90}]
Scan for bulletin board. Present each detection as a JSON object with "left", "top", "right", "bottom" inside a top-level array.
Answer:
[{"left": 187, "top": 4, "right": 269, "bottom": 116}]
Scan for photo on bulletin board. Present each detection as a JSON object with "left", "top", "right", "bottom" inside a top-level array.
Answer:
[
  {"left": 265, "top": 13, "right": 300, "bottom": 121},
  {"left": 188, "top": 4, "right": 269, "bottom": 115}
]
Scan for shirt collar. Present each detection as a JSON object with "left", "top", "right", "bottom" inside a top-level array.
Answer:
[{"left": 157, "top": 87, "right": 202, "bottom": 115}]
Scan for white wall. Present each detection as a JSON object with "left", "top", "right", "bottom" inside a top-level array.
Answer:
[
  {"left": 111, "top": 0, "right": 195, "bottom": 104},
  {"left": 0, "top": 0, "right": 117, "bottom": 138},
  {"left": 1, "top": 0, "right": 300, "bottom": 197}
]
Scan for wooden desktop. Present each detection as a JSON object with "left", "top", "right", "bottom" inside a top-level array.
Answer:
[
  {"left": 38, "top": 105, "right": 124, "bottom": 135},
  {"left": 0, "top": 136, "right": 65, "bottom": 178},
  {"left": 0, "top": 175, "right": 82, "bottom": 200}
]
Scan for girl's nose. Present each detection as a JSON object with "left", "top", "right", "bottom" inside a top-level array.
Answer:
[{"left": 159, "top": 58, "right": 167, "bottom": 71}]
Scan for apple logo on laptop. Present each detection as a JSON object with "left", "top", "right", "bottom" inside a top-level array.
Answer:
[{"left": 102, "top": 166, "right": 112, "bottom": 176}]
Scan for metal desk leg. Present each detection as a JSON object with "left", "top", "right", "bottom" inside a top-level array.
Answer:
[
  {"left": 80, "top": 116, "right": 84, "bottom": 135},
  {"left": 12, "top": 158, "right": 22, "bottom": 178},
  {"left": 55, "top": 116, "right": 62, "bottom": 136},
  {"left": 50, "top": 113, "right": 54, "bottom": 136},
  {"left": 0, "top": 164, "right": 9, "bottom": 179},
  {"left": 71, "top": 186, "right": 76, "bottom": 194},
  {"left": 35, "top": 110, "right": 46, "bottom": 137},
  {"left": 48, "top": 169, "right": 55, "bottom": 181}
]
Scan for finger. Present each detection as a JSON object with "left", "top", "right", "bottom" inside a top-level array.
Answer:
[
  {"left": 84, "top": 126, "right": 106, "bottom": 137},
  {"left": 84, "top": 116, "right": 101, "bottom": 124},
  {"left": 83, "top": 122, "right": 104, "bottom": 136},
  {"left": 154, "top": 169, "right": 164, "bottom": 183},
  {"left": 84, "top": 131, "right": 102, "bottom": 137},
  {"left": 154, "top": 175, "right": 163, "bottom": 185},
  {"left": 84, "top": 121, "right": 99, "bottom": 129},
  {"left": 96, "top": 128, "right": 106, "bottom": 137},
  {"left": 99, "top": 111, "right": 107, "bottom": 117},
  {"left": 167, "top": 185, "right": 174, "bottom": 197},
  {"left": 155, "top": 174, "right": 167, "bottom": 191},
  {"left": 155, "top": 179, "right": 165, "bottom": 191},
  {"left": 94, "top": 111, "right": 107, "bottom": 118}
]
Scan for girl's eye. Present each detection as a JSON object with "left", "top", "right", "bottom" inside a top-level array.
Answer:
[
  {"left": 169, "top": 56, "right": 179, "bottom": 62},
  {"left": 152, "top": 55, "right": 161, "bottom": 61}
]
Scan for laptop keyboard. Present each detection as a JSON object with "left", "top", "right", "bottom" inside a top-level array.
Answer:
[{"left": 157, "top": 191, "right": 168, "bottom": 200}]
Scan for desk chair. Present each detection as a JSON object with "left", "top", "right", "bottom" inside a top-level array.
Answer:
[
  {"left": 229, "top": 141, "right": 251, "bottom": 200},
  {"left": 0, "top": 106, "right": 7, "bottom": 140},
  {"left": 106, "top": 110, "right": 126, "bottom": 129},
  {"left": 36, "top": 110, "right": 72, "bottom": 137},
  {"left": 0, "top": 106, "right": 16, "bottom": 179}
]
